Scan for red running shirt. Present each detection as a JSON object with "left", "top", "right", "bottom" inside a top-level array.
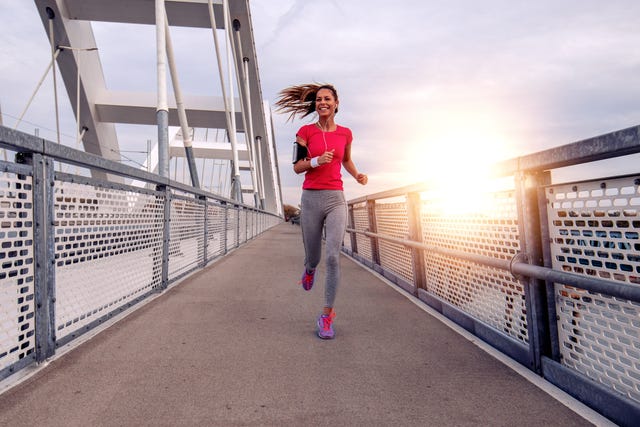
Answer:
[{"left": 297, "top": 123, "right": 353, "bottom": 191}]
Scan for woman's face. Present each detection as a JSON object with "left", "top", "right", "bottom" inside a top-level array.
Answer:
[{"left": 316, "top": 88, "right": 338, "bottom": 119}]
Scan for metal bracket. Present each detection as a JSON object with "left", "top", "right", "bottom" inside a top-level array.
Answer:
[{"left": 509, "top": 251, "right": 529, "bottom": 279}]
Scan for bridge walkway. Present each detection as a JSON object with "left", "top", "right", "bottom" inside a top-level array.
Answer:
[{"left": 0, "top": 223, "right": 600, "bottom": 426}]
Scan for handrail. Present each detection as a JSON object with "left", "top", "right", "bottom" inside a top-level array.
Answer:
[
  {"left": 499, "top": 124, "right": 640, "bottom": 173},
  {"left": 0, "top": 125, "right": 279, "bottom": 216},
  {"left": 346, "top": 227, "right": 640, "bottom": 303}
]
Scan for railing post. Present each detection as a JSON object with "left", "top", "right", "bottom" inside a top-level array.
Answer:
[
  {"left": 161, "top": 186, "right": 171, "bottom": 290},
  {"left": 407, "top": 191, "right": 426, "bottom": 294},
  {"left": 23, "top": 152, "right": 56, "bottom": 362},
  {"left": 536, "top": 172, "right": 561, "bottom": 362},
  {"left": 514, "top": 170, "right": 550, "bottom": 374},
  {"left": 235, "top": 205, "right": 240, "bottom": 248},
  {"left": 366, "top": 199, "right": 380, "bottom": 265}
]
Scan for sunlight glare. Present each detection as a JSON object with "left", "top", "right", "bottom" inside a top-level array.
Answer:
[{"left": 406, "top": 109, "right": 516, "bottom": 215}]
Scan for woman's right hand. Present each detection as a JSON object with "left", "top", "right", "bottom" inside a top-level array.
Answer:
[{"left": 319, "top": 149, "right": 335, "bottom": 165}]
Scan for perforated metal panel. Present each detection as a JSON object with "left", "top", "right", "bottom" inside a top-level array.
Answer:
[
  {"left": 258, "top": 213, "right": 265, "bottom": 234},
  {"left": 342, "top": 232, "right": 352, "bottom": 251},
  {"left": 252, "top": 212, "right": 256, "bottom": 237},
  {"left": 268, "top": 215, "right": 280, "bottom": 229},
  {"left": 421, "top": 190, "right": 528, "bottom": 343},
  {"left": 375, "top": 202, "right": 414, "bottom": 283},
  {"left": 342, "top": 207, "right": 354, "bottom": 250},
  {"left": 352, "top": 203, "right": 372, "bottom": 261},
  {"left": 54, "top": 180, "right": 164, "bottom": 340},
  {"left": 253, "top": 211, "right": 258, "bottom": 238},
  {"left": 248, "top": 210, "right": 255, "bottom": 240},
  {"left": 256, "top": 212, "right": 262, "bottom": 235},
  {"left": 246, "top": 210, "right": 252, "bottom": 240},
  {"left": 206, "top": 202, "right": 226, "bottom": 261},
  {"left": 239, "top": 210, "right": 247, "bottom": 244},
  {"left": 547, "top": 176, "right": 640, "bottom": 403},
  {"left": 227, "top": 208, "right": 238, "bottom": 248},
  {"left": 0, "top": 170, "right": 35, "bottom": 370},
  {"left": 168, "top": 195, "right": 205, "bottom": 279}
]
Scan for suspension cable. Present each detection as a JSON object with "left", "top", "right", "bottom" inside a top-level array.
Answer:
[{"left": 13, "top": 48, "right": 61, "bottom": 132}]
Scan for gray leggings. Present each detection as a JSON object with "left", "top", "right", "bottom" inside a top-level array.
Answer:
[{"left": 300, "top": 190, "right": 347, "bottom": 308}]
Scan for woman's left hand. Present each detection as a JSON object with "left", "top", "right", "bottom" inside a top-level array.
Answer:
[{"left": 356, "top": 173, "right": 368, "bottom": 185}]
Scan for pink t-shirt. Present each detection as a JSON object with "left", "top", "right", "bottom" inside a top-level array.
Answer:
[{"left": 297, "top": 123, "right": 353, "bottom": 191}]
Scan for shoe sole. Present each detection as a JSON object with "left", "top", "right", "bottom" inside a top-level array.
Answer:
[{"left": 317, "top": 332, "right": 335, "bottom": 339}]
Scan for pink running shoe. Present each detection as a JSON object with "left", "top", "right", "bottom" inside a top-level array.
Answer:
[
  {"left": 317, "top": 311, "right": 336, "bottom": 339},
  {"left": 300, "top": 268, "right": 315, "bottom": 291}
]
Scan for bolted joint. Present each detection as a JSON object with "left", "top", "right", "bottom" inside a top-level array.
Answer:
[
  {"left": 14, "top": 151, "right": 35, "bottom": 164},
  {"left": 15, "top": 152, "right": 26, "bottom": 164}
]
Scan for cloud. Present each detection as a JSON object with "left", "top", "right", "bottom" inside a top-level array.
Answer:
[{"left": 257, "top": 0, "right": 312, "bottom": 49}]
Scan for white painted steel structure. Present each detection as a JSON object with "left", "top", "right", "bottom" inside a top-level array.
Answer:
[{"left": 32, "top": 0, "right": 282, "bottom": 214}]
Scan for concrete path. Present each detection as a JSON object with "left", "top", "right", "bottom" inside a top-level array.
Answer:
[{"left": 0, "top": 223, "right": 599, "bottom": 426}]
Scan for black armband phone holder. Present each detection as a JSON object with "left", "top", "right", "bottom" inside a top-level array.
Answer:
[{"left": 292, "top": 142, "right": 309, "bottom": 164}]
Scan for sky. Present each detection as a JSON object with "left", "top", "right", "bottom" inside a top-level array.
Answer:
[{"left": 1, "top": 0, "right": 639, "bottom": 207}]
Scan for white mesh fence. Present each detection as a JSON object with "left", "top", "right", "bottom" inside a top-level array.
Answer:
[
  {"left": 227, "top": 208, "right": 238, "bottom": 248},
  {"left": 239, "top": 209, "right": 247, "bottom": 244},
  {"left": 0, "top": 142, "right": 281, "bottom": 378},
  {"left": 352, "top": 202, "right": 372, "bottom": 261},
  {"left": 0, "top": 171, "right": 35, "bottom": 370},
  {"left": 420, "top": 189, "right": 528, "bottom": 344},
  {"left": 54, "top": 180, "right": 164, "bottom": 341},
  {"left": 206, "top": 203, "right": 227, "bottom": 261},
  {"left": 547, "top": 176, "right": 640, "bottom": 404},
  {"left": 375, "top": 201, "right": 414, "bottom": 284},
  {"left": 168, "top": 194, "right": 205, "bottom": 280}
]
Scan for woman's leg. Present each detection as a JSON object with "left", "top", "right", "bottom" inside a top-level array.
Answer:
[
  {"left": 300, "top": 190, "right": 325, "bottom": 271},
  {"left": 322, "top": 192, "right": 347, "bottom": 309}
]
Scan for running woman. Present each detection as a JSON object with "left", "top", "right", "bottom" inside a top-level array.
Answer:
[{"left": 276, "top": 83, "right": 368, "bottom": 339}]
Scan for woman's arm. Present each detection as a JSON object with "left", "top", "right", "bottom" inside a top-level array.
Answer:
[
  {"left": 293, "top": 136, "right": 334, "bottom": 174},
  {"left": 342, "top": 144, "right": 368, "bottom": 185}
]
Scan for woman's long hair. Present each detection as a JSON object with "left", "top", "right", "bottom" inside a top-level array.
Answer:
[{"left": 275, "top": 83, "right": 338, "bottom": 121}]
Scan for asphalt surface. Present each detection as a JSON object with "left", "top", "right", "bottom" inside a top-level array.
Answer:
[{"left": 0, "top": 223, "right": 596, "bottom": 426}]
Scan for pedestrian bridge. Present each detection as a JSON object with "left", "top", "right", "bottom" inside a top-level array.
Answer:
[
  {"left": 0, "top": 222, "right": 609, "bottom": 426},
  {"left": 0, "top": 124, "right": 639, "bottom": 426},
  {"left": 3, "top": 1, "right": 639, "bottom": 425}
]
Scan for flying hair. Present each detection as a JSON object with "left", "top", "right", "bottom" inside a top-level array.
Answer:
[{"left": 275, "top": 83, "right": 339, "bottom": 121}]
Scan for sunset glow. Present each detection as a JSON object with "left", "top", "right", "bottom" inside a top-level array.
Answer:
[
  {"left": 407, "top": 109, "right": 515, "bottom": 186},
  {"left": 405, "top": 109, "right": 517, "bottom": 215}
]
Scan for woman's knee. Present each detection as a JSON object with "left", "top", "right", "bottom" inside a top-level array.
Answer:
[{"left": 326, "top": 253, "right": 339, "bottom": 269}]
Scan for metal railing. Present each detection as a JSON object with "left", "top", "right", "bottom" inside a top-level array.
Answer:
[
  {"left": 342, "top": 125, "right": 640, "bottom": 427},
  {"left": 0, "top": 126, "right": 281, "bottom": 381}
]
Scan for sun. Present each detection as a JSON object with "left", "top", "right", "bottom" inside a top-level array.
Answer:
[
  {"left": 404, "top": 109, "right": 517, "bottom": 215},
  {"left": 406, "top": 109, "right": 515, "bottom": 185}
]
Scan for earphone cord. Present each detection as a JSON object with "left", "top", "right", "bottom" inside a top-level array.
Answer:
[{"left": 317, "top": 121, "right": 329, "bottom": 156}]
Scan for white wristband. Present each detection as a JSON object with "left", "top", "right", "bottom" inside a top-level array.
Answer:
[{"left": 310, "top": 157, "right": 320, "bottom": 168}]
